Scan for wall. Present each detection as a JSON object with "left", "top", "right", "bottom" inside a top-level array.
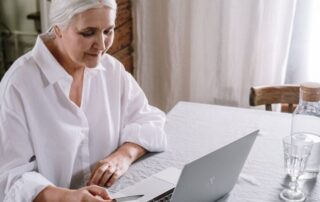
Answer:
[{"left": 108, "top": 0, "right": 134, "bottom": 74}]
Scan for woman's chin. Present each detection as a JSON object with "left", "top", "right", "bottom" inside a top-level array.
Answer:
[
  {"left": 84, "top": 55, "right": 102, "bottom": 68},
  {"left": 86, "top": 64, "right": 98, "bottom": 68},
  {"left": 85, "top": 60, "right": 99, "bottom": 68}
]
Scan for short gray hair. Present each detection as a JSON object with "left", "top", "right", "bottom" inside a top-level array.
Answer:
[{"left": 48, "top": 0, "right": 117, "bottom": 31}]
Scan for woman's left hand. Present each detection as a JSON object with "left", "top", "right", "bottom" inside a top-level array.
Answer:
[
  {"left": 88, "top": 153, "right": 130, "bottom": 187},
  {"left": 88, "top": 142, "right": 147, "bottom": 187}
]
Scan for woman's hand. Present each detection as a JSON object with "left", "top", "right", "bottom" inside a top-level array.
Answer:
[
  {"left": 34, "top": 185, "right": 112, "bottom": 202},
  {"left": 88, "top": 152, "right": 131, "bottom": 187},
  {"left": 88, "top": 142, "right": 147, "bottom": 187},
  {"left": 63, "top": 185, "right": 112, "bottom": 201}
]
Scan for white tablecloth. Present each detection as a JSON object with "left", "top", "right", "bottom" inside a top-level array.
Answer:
[{"left": 109, "top": 102, "right": 320, "bottom": 202}]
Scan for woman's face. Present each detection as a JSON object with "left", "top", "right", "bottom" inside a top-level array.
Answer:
[{"left": 58, "top": 6, "right": 116, "bottom": 69}]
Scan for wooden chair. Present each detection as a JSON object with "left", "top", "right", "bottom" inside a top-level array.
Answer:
[{"left": 249, "top": 85, "right": 300, "bottom": 113}]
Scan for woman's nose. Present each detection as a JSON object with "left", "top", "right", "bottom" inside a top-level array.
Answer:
[{"left": 96, "top": 34, "right": 106, "bottom": 51}]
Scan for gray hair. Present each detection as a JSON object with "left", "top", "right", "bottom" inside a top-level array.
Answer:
[{"left": 48, "top": 0, "right": 117, "bottom": 31}]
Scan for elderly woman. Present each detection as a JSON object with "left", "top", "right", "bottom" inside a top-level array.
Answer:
[{"left": 0, "top": 0, "right": 167, "bottom": 201}]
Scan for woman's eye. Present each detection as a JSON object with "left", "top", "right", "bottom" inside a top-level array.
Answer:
[
  {"left": 79, "top": 31, "right": 95, "bottom": 37},
  {"left": 104, "top": 29, "right": 114, "bottom": 36}
]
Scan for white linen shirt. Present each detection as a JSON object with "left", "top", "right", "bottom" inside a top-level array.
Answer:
[{"left": 0, "top": 35, "right": 167, "bottom": 202}]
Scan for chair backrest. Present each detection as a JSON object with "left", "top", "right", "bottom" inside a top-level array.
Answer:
[{"left": 249, "top": 85, "right": 300, "bottom": 113}]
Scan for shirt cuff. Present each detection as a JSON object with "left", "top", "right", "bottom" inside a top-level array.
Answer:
[
  {"left": 120, "top": 123, "right": 167, "bottom": 152},
  {"left": 4, "top": 171, "right": 54, "bottom": 202}
]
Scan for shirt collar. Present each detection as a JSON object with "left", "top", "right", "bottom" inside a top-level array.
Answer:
[
  {"left": 32, "top": 34, "right": 105, "bottom": 87},
  {"left": 32, "top": 34, "right": 72, "bottom": 86}
]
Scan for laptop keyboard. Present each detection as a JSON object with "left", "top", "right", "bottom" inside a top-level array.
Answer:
[{"left": 148, "top": 188, "right": 175, "bottom": 202}]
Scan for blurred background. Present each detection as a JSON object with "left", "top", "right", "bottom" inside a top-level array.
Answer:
[{"left": 0, "top": 0, "right": 39, "bottom": 78}]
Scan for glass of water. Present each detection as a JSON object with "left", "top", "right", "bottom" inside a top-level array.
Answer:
[{"left": 280, "top": 135, "right": 313, "bottom": 202}]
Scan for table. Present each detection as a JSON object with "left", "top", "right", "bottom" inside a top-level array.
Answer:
[{"left": 109, "top": 102, "right": 320, "bottom": 201}]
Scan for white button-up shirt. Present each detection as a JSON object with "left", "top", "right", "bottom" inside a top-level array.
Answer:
[{"left": 0, "top": 35, "right": 167, "bottom": 202}]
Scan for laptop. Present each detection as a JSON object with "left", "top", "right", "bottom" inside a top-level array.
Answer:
[{"left": 111, "top": 130, "right": 259, "bottom": 202}]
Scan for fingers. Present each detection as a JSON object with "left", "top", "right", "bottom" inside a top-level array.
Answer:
[
  {"left": 105, "top": 168, "right": 121, "bottom": 187},
  {"left": 83, "top": 194, "right": 113, "bottom": 202},
  {"left": 89, "top": 163, "right": 110, "bottom": 185},
  {"left": 89, "top": 162, "right": 122, "bottom": 187},
  {"left": 89, "top": 154, "right": 131, "bottom": 187},
  {"left": 94, "top": 196, "right": 114, "bottom": 202},
  {"left": 85, "top": 185, "right": 111, "bottom": 200},
  {"left": 99, "top": 166, "right": 117, "bottom": 187}
]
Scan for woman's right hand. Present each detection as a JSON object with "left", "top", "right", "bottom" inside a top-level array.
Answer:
[{"left": 34, "top": 185, "right": 113, "bottom": 202}]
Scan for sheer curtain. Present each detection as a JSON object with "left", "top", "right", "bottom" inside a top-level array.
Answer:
[
  {"left": 286, "top": 0, "right": 320, "bottom": 84},
  {"left": 132, "top": 0, "right": 297, "bottom": 111}
]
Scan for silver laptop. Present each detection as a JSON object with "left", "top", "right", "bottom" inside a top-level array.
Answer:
[{"left": 111, "top": 130, "right": 259, "bottom": 202}]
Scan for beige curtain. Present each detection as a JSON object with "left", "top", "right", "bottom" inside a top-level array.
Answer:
[{"left": 132, "top": 0, "right": 297, "bottom": 112}]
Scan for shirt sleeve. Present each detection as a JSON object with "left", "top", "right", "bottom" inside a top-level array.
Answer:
[
  {"left": 0, "top": 86, "right": 53, "bottom": 202},
  {"left": 119, "top": 68, "right": 167, "bottom": 152}
]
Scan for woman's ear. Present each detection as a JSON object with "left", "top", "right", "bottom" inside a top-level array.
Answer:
[{"left": 53, "top": 25, "right": 62, "bottom": 38}]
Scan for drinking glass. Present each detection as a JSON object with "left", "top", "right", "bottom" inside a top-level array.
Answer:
[{"left": 280, "top": 135, "right": 313, "bottom": 202}]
